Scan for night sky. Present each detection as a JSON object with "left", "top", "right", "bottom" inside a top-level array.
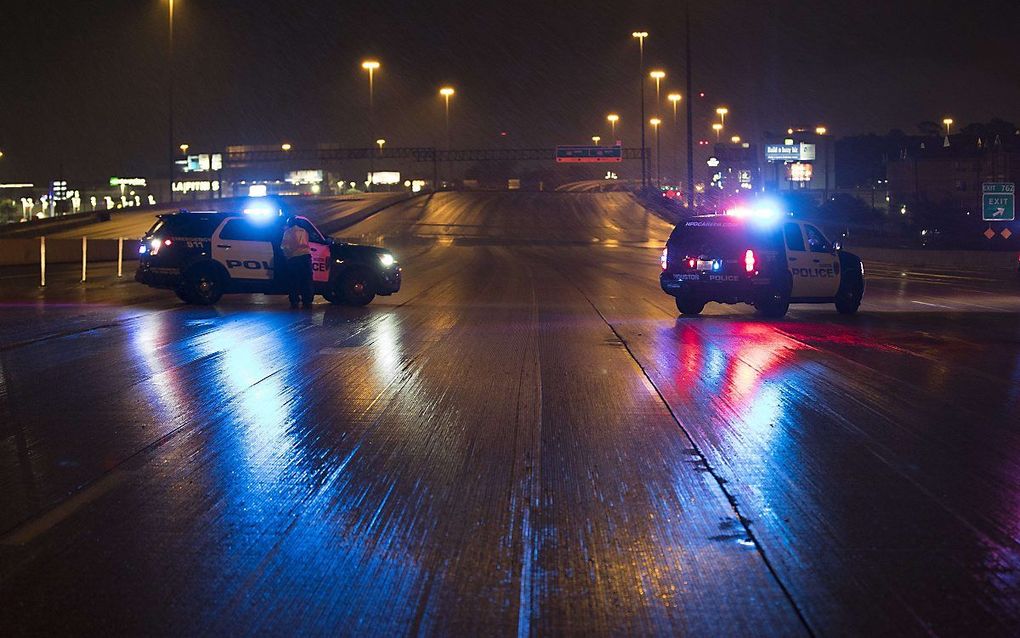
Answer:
[{"left": 2, "top": 0, "right": 1018, "bottom": 182}]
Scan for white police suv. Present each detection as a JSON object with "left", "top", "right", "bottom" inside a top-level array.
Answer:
[
  {"left": 659, "top": 206, "right": 865, "bottom": 318},
  {"left": 135, "top": 203, "right": 400, "bottom": 305}
]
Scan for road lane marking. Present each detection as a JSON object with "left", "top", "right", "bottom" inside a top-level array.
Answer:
[
  {"left": 910, "top": 300, "right": 954, "bottom": 309},
  {"left": 1, "top": 471, "right": 130, "bottom": 546}
]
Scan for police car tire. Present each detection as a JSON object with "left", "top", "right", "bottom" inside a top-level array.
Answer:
[
  {"left": 757, "top": 297, "right": 790, "bottom": 319},
  {"left": 835, "top": 282, "right": 863, "bottom": 315},
  {"left": 675, "top": 296, "right": 705, "bottom": 316},
  {"left": 175, "top": 288, "right": 196, "bottom": 304},
  {"left": 183, "top": 265, "right": 225, "bottom": 305},
  {"left": 338, "top": 269, "right": 376, "bottom": 306}
]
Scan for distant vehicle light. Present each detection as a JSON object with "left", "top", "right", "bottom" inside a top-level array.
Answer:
[
  {"left": 660, "top": 247, "right": 668, "bottom": 270},
  {"left": 248, "top": 184, "right": 268, "bottom": 198},
  {"left": 379, "top": 253, "right": 395, "bottom": 267},
  {"left": 744, "top": 249, "right": 756, "bottom": 273}
]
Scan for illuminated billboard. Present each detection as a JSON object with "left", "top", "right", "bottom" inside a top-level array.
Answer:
[
  {"left": 368, "top": 171, "right": 401, "bottom": 185},
  {"left": 765, "top": 142, "right": 815, "bottom": 162},
  {"left": 286, "top": 170, "right": 323, "bottom": 184},
  {"left": 787, "top": 162, "right": 813, "bottom": 182}
]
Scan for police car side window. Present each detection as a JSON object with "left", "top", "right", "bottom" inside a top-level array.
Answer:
[
  {"left": 784, "top": 223, "right": 805, "bottom": 251},
  {"left": 219, "top": 219, "right": 278, "bottom": 242},
  {"left": 297, "top": 219, "right": 326, "bottom": 243},
  {"left": 804, "top": 225, "right": 832, "bottom": 253}
]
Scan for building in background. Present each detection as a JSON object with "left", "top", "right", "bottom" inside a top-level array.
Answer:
[
  {"left": 886, "top": 135, "right": 1019, "bottom": 214},
  {"left": 761, "top": 129, "right": 836, "bottom": 201}
]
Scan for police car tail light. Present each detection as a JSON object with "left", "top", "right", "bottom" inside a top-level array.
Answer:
[
  {"left": 687, "top": 258, "right": 695, "bottom": 269},
  {"left": 744, "top": 249, "right": 756, "bottom": 273},
  {"left": 660, "top": 247, "right": 668, "bottom": 270}
]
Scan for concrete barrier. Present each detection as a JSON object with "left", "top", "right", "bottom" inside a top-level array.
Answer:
[{"left": 850, "top": 246, "right": 1019, "bottom": 271}]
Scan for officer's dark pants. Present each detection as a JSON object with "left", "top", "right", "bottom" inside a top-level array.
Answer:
[{"left": 287, "top": 254, "right": 313, "bottom": 307}]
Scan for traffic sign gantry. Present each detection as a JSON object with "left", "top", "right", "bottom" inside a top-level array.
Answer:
[
  {"left": 982, "top": 182, "right": 1015, "bottom": 221},
  {"left": 555, "top": 145, "right": 623, "bottom": 163}
]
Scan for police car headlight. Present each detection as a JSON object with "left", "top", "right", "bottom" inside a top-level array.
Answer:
[
  {"left": 379, "top": 253, "right": 395, "bottom": 267},
  {"left": 149, "top": 238, "right": 163, "bottom": 255}
]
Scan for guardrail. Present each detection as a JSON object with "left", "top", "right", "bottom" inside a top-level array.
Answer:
[{"left": 0, "top": 237, "right": 140, "bottom": 285}]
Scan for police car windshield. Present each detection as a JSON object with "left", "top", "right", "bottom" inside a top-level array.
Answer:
[{"left": 670, "top": 220, "right": 783, "bottom": 256}]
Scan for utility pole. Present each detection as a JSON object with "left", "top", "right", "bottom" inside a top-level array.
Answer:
[
  {"left": 167, "top": 0, "right": 175, "bottom": 204},
  {"left": 684, "top": 4, "right": 694, "bottom": 207}
]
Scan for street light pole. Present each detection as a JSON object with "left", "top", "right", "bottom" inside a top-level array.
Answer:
[
  {"left": 607, "top": 113, "right": 619, "bottom": 140},
  {"left": 668, "top": 93, "right": 681, "bottom": 184},
  {"left": 632, "top": 32, "right": 648, "bottom": 189},
  {"left": 650, "top": 118, "right": 661, "bottom": 188},
  {"left": 167, "top": 0, "right": 175, "bottom": 204},
  {"left": 361, "top": 60, "right": 380, "bottom": 191},
  {"left": 684, "top": 3, "right": 694, "bottom": 207},
  {"left": 440, "top": 86, "right": 455, "bottom": 186}
]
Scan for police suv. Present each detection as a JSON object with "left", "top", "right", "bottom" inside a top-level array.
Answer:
[
  {"left": 135, "top": 205, "right": 400, "bottom": 306},
  {"left": 659, "top": 210, "right": 865, "bottom": 318}
]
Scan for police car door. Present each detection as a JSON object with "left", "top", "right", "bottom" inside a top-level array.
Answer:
[
  {"left": 297, "top": 218, "right": 330, "bottom": 284},
  {"left": 802, "top": 224, "right": 840, "bottom": 298},
  {"left": 212, "top": 218, "right": 277, "bottom": 281},
  {"left": 783, "top": 222, "right": 823, "bottom": 298}
]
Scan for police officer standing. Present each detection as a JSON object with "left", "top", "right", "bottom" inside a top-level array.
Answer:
[{"left": 281, "top": 216, "right": 313, "bottom": 308}]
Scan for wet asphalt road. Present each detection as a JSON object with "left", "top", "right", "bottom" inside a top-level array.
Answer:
[{"left": 1, "top": 192, "right": 1019, "bottom": 636}]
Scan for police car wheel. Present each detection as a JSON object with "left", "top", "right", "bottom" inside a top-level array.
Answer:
[
  {"left": 835, "top": 283, "right": 862, "bottom": 315},
  {"left": 184, "top": 266, "right": 224, "bottom": 305},
  {"left": 675, "top": 296, "right": 705, "bottom": 316},
  {"left": 175, "top": 288, "right": 196, "bottom": 304},
  {"left": 339, "top": 270, "right": 376, "bottom": 306},
  {"left": 756, "top": 296, "right": 789, "bottom": 319}
]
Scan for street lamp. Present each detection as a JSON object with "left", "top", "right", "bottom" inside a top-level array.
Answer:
[
  {"left": 439, "top": 86, "right": 455, "bottom": 186},
  {"left": 439, "top": 87, "right": 455, "bottom": 142},
  {"left": 281, "top": 143, "right": 292, "bottom": 152},
  {"left": 376, "top": 139, "right": 386, "bottom": 153},
  {"left": 815, "top": 126, "right": 828, "bottom": 135},
  {"left": 607, "top": 113, "right": 619, "bottom": 139},
  {"left": 649, "top": 70, "right": 665, "bottom": 108},
  {"left": 592, "top": 136, "right": 601, "bottom": 146},
  {"left": 712, "top": 123, "right": 722, "bottom": 140},
  {"left": 166, "top": 0, "right": 176, "bottom": 203},
  {"left": 650, "top": 117, "right": 662, "bottom": 188},
  {"left": 715, "top": 107, "right": 728, "bottom": 126},
  {"left": 942, "top": 118, "right": 953, "bottom": 135},
  {"left": 667, "top": 93, "right": 682, "bottom": 124},
  {"left": 632, "top": 31, "right": 648, "bottom": 188},
  {"left": 730, "top": 135, "right": 741, "bottom": 144},
  {"left": 179, "top": 143, "right": 189, "bottom": 154},
  {"left": 361, "top": 59, "right": 381, "bottom": 190}
]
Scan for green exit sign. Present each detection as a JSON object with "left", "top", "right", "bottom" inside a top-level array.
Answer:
[{"left": 982, "top": 182, "right": 1015, "bottom": 221}]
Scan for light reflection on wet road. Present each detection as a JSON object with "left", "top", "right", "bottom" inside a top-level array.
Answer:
[{"left": 1, "top": 192, "right": 1019, "bottom": 635}]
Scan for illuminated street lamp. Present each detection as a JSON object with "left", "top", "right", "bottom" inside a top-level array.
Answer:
[
  {"left": 942, "top": 118, "right": 953, "bottom": 135},
  {"left": 167, "top": 0, "right": 177, "bottom": 203},
  {"left": 632, "top": 31, "right": 648, "bottom": 188},
  {"left": 607, "top": 113, "right": 619, "bottom": 138},
  {"left": 361, "top": 59, "right": 381, "bottom": 190},
  {"left": 281, "top": 143, "right": 292, "bottom": 152},
  {"left": 730, "top": 135, "right": 741, "bottom": 144},
  {"left": 439, "top": 87, "right": 455, "bottom": 144},
  {"left": 667, "top": 93, "right": 682, "bottom": 124},
  {"left": 376, "top": 139, "right": 386, "bottom": 153},
  {"left": 439, "top": 86, "right": 455, "bottom": 184},
  {"left": 179, "top": 143, "right": 189, "bottom": 154},
  {"left": 715, "top": 107, "right": 728, "bottom": 126},
  {"left": 592, "top": 136, "right": 601, "bottom": 146},
  {"left": 815, "top": 126, "right": 828, "bottom": 135},
  {"left": 649, "top": 70, "right": 665, "bottom": 108},
  {"left": 650, "top": 117, "right": 662, "bottom": 187},
  {"left": 712, "top": 122, "right": 723, "bottom": 140}
]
